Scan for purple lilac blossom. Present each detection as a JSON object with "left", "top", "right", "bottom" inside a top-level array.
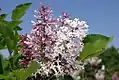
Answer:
[{"left": 19, "top": 3, "right": 88, "bottom": 79}]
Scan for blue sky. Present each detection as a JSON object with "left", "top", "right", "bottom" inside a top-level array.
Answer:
[{"left": 0, "top": 0, "right": 119, "bottom": 48}]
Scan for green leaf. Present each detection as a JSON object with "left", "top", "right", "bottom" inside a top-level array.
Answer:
[
  {"left": 6, "top": 39, "right": 14, "bottom": 55},
  {"left": 3, "top": 59, "right": 11, "bottom": 75},
  {"left": 24, "top": 61, "right": 39, "bottom": 79},
  {"left": 13, "top": 61, "right": 39, "bottom": 80},
  {"left": 0, "top": 20, "right": 21, "bottom": 55},
  {"left": 0, "top": 45, "right": 6, "bottom": 50},
  {"left": 83, "top": 34, "right": 113, "bottom": 44},
  {"left": 8, "top": 54, "right": 22, "bottom": 70},
  {"left": 13, "top": 69, "right": 24, "bottom": 80},
  {"left": 0, "top": 22, "right": 18, "bottom": 55},
  {"left": 0, "top": 14, "right": 7, "bottom": 22},
  {"left": 12, "top": 3, "right": 32, "bottom": 20},
  {"left": 0, "top": 22, "right": 15, "bottom": 40},
  {"left": 79, "top": 34, "right": 113, "bottom": 60},
  {"left": 86, "top": 48, "right": 106, "bottom": 59},
  {"left": 0, "top": 34, "right": 7, "bottom": 50},
  {"left": 14, "top": 26, "right": 22, "bottom": 31},
  {"left": 3, "top": 20, "right": 22, "bottom": 30},
  {"left": 0, "top": 54, "right": 4, "bottom": 74},
  {"left": 0, "top": 74, "right": 6, "bottom": 79},
  {"left": 5, "top": 72, "right": 15, "bottom": 80}
]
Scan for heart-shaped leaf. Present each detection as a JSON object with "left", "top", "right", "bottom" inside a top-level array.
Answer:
[{"left": 79, "top": 34, "right": 113, "bottom": 60}]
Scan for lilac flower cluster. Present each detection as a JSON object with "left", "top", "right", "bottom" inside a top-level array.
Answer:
[
  {"left": 19, "top": 4, "right": 88, "bottom": 79},
  {"left": 19, "top": 4, "right": 57, "bottom": 67}
]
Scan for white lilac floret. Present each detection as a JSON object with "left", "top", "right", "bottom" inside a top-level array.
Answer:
[{"left": 19, "top": 4, "right": 88, "bottom": 79}]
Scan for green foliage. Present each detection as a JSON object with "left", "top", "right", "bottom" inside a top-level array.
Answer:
[
  {"left": 13, "top": 61, "right": 39, "bottom": 80},
  {"left": 99, "top": 46, "right": 119, "bottom": 80},
  {"left": 0, "top": 74, "right": 6, "bottom": 79},
  {"left": 0, "top": 14, "right": 7, "bottom": 22},
  {"left": 81, "top": 46, "right": 119, "bottom": 80},
  {"left": 0, "top": 34, "right": 7, "bottom": 50},
  {"left": 3, "top": 59, "right": 11, "bottom": 75},
  {"left": 0, "top": 22, "right": 17, "bottom": 55},
  {"left": 0, "top": 61, "right": 39, "bottom": 80},
  {"left": 8, "top": 54, "right": 23, "bottom": 71},
  {"left": 0, "top": 2, "right": 33, "bottom": 80},
  {"left": 79, "top": 34, "right": 113, "bottom": 60},
  {"left": 0, "top": 54, "right": 22, "bottom": 76},
  {"left": 3, "top": 20, "right": 22, "bottom": 30},
  {"left": 0, "top": 2, "right": 32, "bottom": 56},
  {"left": 0, "top": 54, "right": 4, "bottom": 74},
  {"left": 12, "top": 3, "right": 32, "bottom": 20}
]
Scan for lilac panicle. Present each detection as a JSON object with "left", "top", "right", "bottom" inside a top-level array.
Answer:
[
  {"left": 19, "top": 4, "right": 57, "bottom": 67},
  {"left": 19, "top": 3, "right": 89, "bottom": 79}
]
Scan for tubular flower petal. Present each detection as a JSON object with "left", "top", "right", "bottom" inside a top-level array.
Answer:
[{"left": 19, "top": 4, "right": 88, "bottom": 79}]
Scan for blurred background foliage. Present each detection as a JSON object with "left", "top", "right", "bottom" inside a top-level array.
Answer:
[{"left": 80, "top": 46, "right": 119, "bottom": 80}]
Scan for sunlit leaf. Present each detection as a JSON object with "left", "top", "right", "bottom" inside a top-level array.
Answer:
[
  {"left": 12, "top": 3, "right": 32, "bottom": 20},
  {"left": 79, "top": 34, "right": 113, "bottom": 60}
]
